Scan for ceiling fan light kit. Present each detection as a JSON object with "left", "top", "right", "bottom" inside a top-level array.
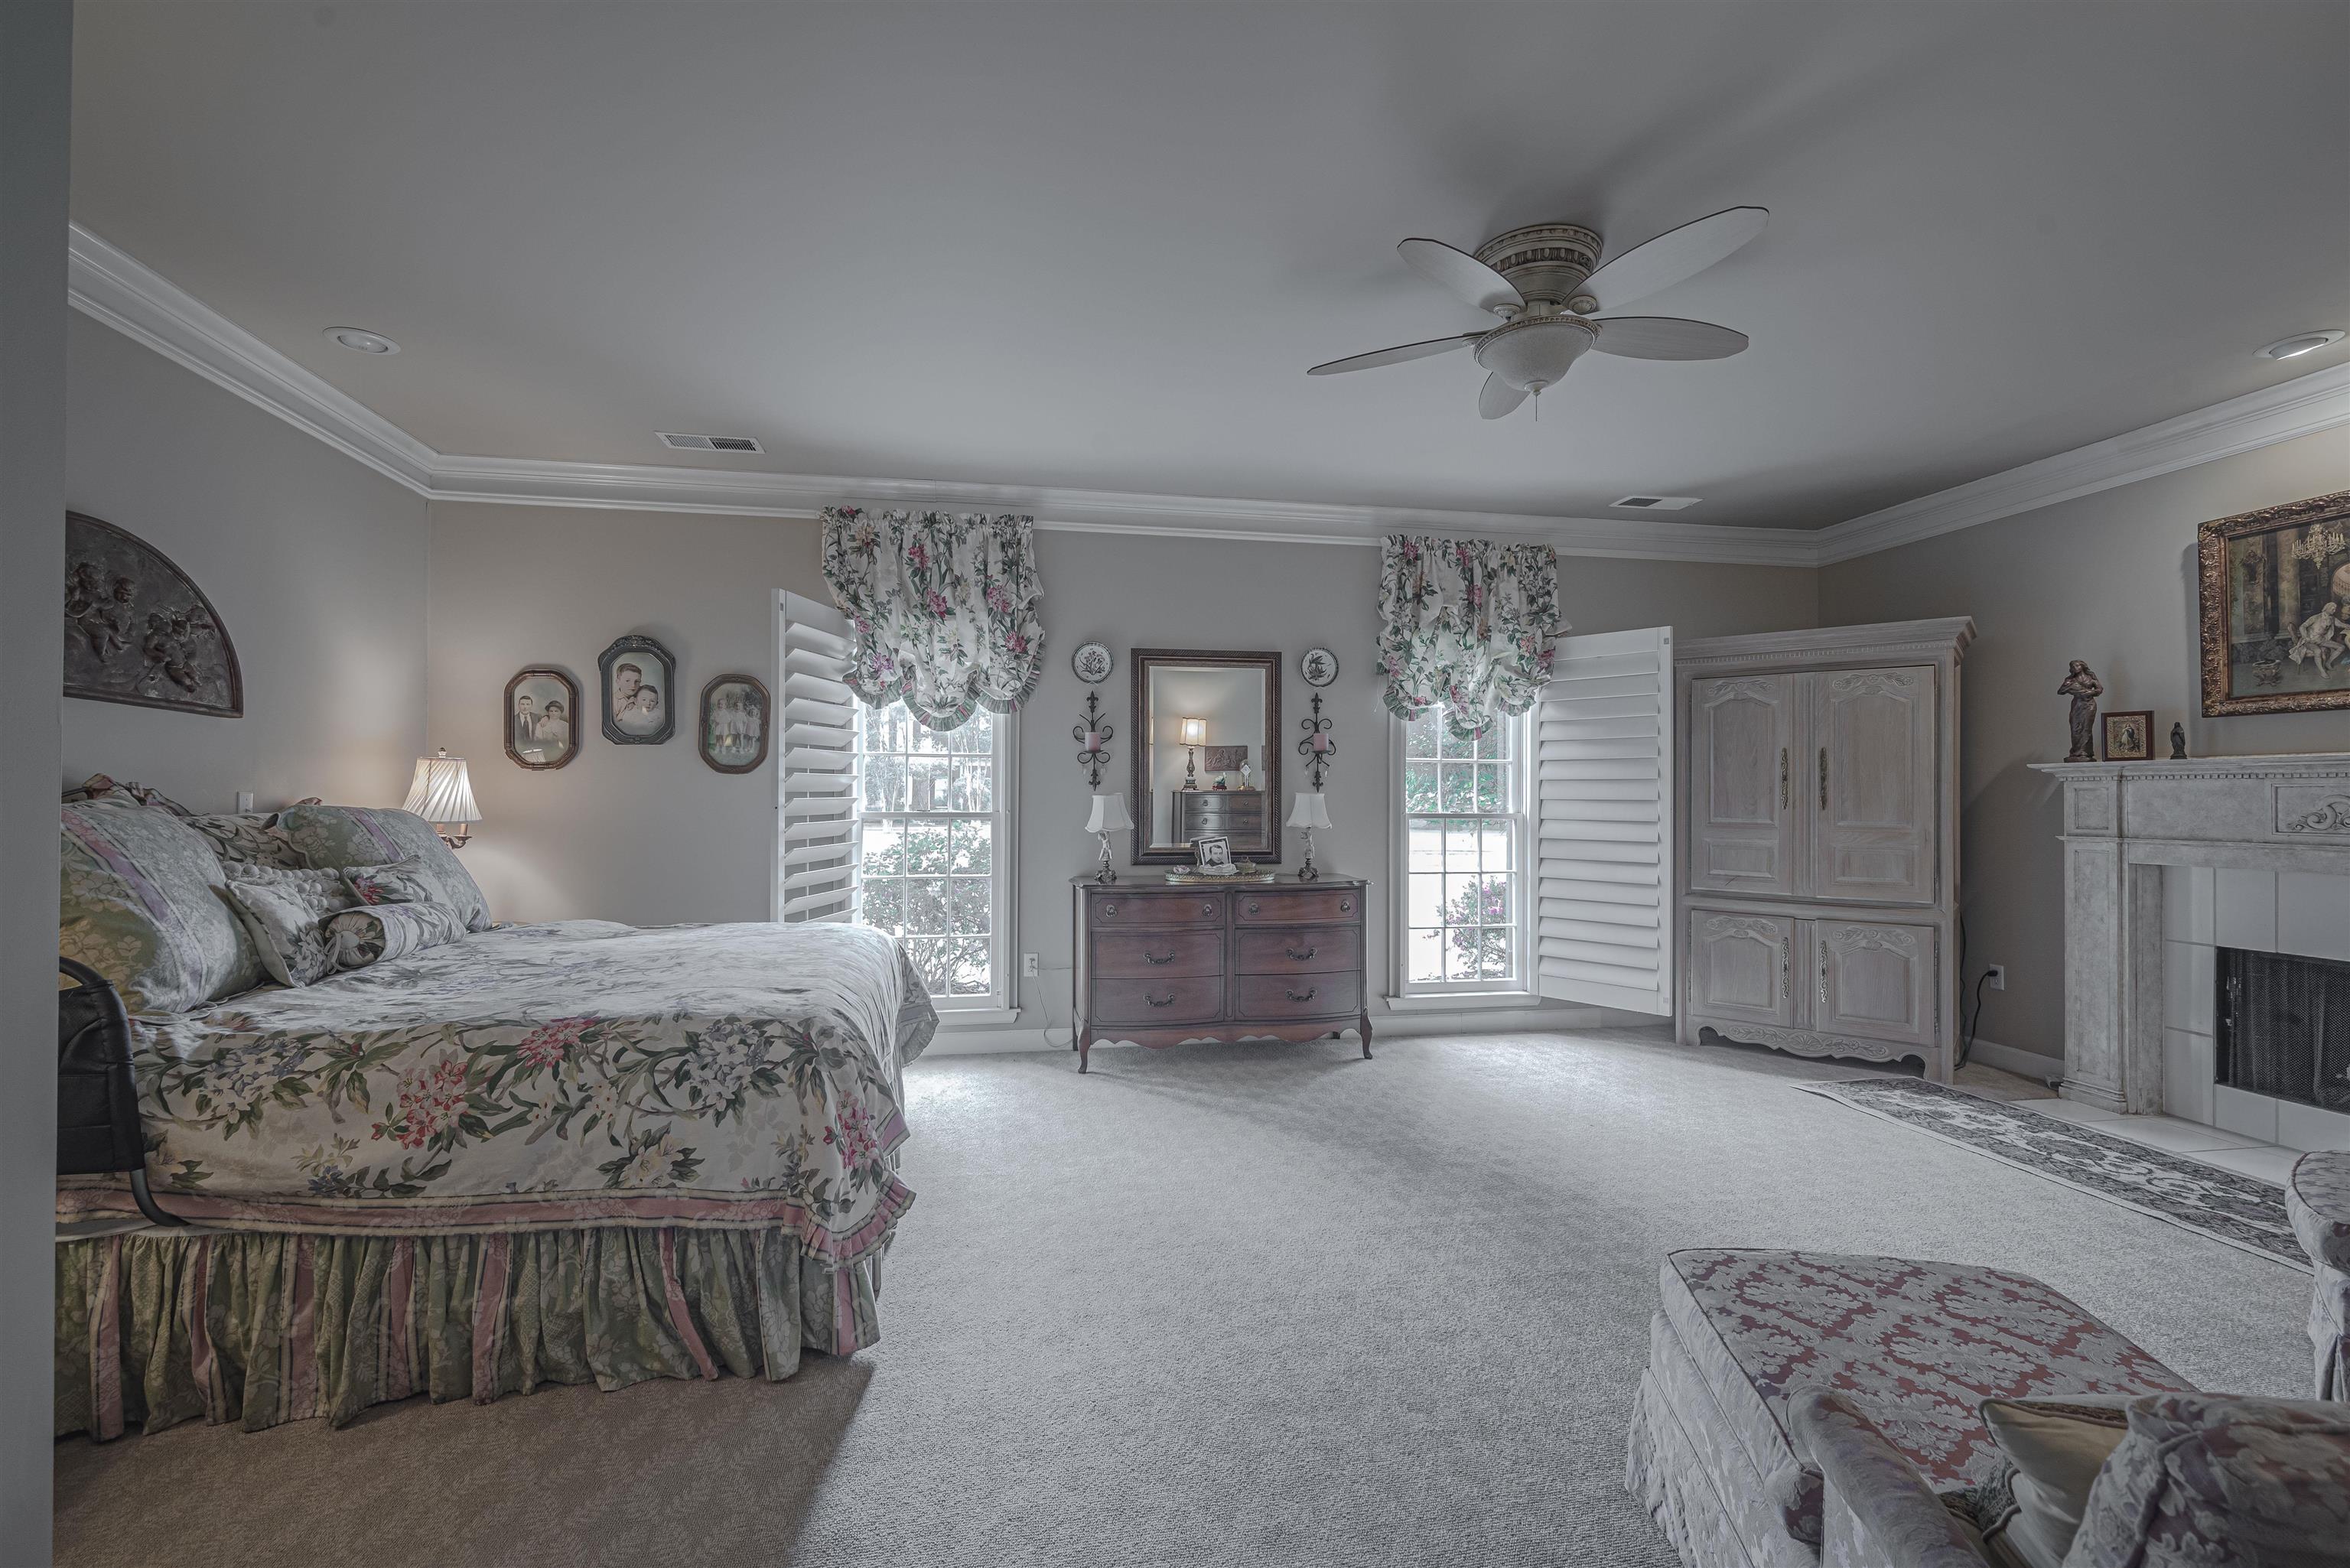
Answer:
[{"left": 1311, "top": 206, "right": 1768, "bottom": 419}]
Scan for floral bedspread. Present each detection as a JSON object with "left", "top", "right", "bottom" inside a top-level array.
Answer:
[{"left": 57, "top": 921, "right": 938, "bottom": 1262}]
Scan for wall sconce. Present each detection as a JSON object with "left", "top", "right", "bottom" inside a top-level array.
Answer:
[
  {"left": 1297, "top": 692, "right": 1336, "bottom": 789},
  {"left": 1180, "top": 716, "right": 1206, "bottom": 789},
  {"left": 1084, "top": 792, "right": 1134, "bottom": 883},
  {"left": 1073, "top": 691, "right": 1114, "bottom": 788},
  {"left": 403, "top": 749, "right": 482, "bottom": 848}
]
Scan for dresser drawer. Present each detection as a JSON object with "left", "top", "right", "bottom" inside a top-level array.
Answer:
[
  {"left": 1092, "top": 929, "right": 1224, "bottom": 979},
  {"left": 1234, "top": 972, "right": 1361, "bottom": 1019},
  {"left": 1233, "top": 888, "right": 1361, "bottom": 926},
  {"left": 1234, "top": 926, "right": 1361, "bottom": 975},
  {"left": 1085, "top": 891, "right": 1225, "bottom": 927},
  {"left": 1092, "top": 974, "right": 1224, "bottom": 1024}
]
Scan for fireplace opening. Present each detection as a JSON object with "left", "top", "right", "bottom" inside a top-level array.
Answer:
[{"left": 2216, "top": 947, "right": 2350, "bottom": 1113}]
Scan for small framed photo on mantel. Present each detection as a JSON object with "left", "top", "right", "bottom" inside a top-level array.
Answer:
[{"left": 2101, "top": 709, "right": 2154, "bottom": 762}]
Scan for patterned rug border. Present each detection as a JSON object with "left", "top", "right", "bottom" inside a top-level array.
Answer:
[{"left": 1796, "top": 1077, "right": 2304, "bottom": 1270}]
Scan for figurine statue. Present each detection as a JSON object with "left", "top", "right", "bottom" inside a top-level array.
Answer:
[
  {"left": 2058, "top": 661, "right": 2104, "bottom": 762},
  {"left": 2169, "top": 722, "right": 2187, "bottom": 760}
]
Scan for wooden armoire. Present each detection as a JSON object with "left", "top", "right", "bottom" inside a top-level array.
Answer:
[{"left": 1674, "top": 619, "right": 1974, "bottom": 1081}]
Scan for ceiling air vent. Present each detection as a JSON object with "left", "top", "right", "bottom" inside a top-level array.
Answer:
[
  {"left": 658, "top": 431, "right": 766, "bottom": 454},
  {"left": 1610, "top": 495, "right": 1700, "bottom": 511}
]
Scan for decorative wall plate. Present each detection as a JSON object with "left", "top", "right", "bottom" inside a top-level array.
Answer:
[
  {"left": 1300, "top": 646, "right": 1339, "bottom": 687},
  {"left": 1072, "top": 641, "right": 1114, "bottom": 684}
]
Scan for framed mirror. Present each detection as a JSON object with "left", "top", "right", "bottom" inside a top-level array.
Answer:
[{"left": 1130, "top": 648, "right": 1282, "bottom": 864}]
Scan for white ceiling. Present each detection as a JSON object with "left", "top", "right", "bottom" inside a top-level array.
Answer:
[{"left": 68, "top": 2, "right": 2350, "bottom": 532}]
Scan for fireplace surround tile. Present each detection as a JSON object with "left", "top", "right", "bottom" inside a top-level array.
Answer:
[
  {"left": 2277, "top": 871, "right": 2350, "bottom": 964},
  {"left": 2214, "top": 1083, "right": 2281, "bottom": 1143},
  {"left": 2277, "top": 1101, "right": 2350, "bottom": 1153},
  {"left": 2162, "top": 865, "right": 2215, "bottom": 944},
  {"left": 2162, "top": 940, "right": 2215, "bottom": 1034},
  {"left": 2215, "top": 867, "right": 2279, "bottom": 952},
  {"left": 2163, "top": 1028, "right": 2215, "bottom": 1124}
]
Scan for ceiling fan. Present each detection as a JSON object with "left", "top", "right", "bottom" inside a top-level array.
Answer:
[{"left": 1309, "top": 206, "right": 1767, "bottom": 418}]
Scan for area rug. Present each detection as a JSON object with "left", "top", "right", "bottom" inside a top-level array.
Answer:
[{"left": 1798, "top": 1078, "right": 2303, "bottom": 1267}]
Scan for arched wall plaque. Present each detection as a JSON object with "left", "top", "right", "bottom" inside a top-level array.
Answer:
[{"left": 63, "top": 511, "right": 243, "bottom": 717}]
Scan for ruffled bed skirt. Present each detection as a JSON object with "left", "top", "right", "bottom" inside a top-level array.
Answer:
[{"left": 55, "top": 1224, "right": 884, "bottom": 1440}]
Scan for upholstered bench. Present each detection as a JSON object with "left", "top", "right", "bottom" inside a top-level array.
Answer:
[
  {"left": 2289, "top": 1151, "right": 2350, "bottom": 1400},
  {"left": 1624, "top": 1249, "right": 2193, "bottom": 1568}
]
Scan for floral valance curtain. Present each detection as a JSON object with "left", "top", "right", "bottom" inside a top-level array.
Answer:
[
  {"left": 1378, "top": 534, "right": 1565, "bottom": 740},
  {"left": 821, "top": 507, "right": 1045, "bottom": 730}
]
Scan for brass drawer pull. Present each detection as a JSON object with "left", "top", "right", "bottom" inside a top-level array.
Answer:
[
  {"left": 1285, "top": 944, "right": 1317, "bottom": 961},
  {"left": 1201, "top": 903, "right": 1216, "bottom": 916},
  {"left": 1102, "top": 903, "right": 1117, "bottom": 917},
  {"left": 1285, "top": 986, "right": 1317, "bottom": 1003},
  {"left": 1145, "top": 991, "right": 1176, "bottom": 1007},
  {"left": 1144, "top": 949, "right": 1174, "bottom": 965},
  {"left": 1339, "top": 899, "right": 1352, "bottom": 913},
  {"left": 1246, "top": 901, "right": 1260, "bottom": 914}
]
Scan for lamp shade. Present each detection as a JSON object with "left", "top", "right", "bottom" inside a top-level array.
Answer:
[
  {"left": 1085, "top": 792, "right": 1133, "bottom": 834},
  {"left": 1286, "top": 792, "right": 1333, "bottom": 831},
  {"left": 402, "top": 750, "right": 481, "bottom": 825},
  {"left": 1180, "top": 717, "right": 1207, "bottom": 746}
]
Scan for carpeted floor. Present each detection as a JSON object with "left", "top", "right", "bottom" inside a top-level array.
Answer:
[{"left": 54, "top": 1028, "right": 2312, "bottom": 1568}]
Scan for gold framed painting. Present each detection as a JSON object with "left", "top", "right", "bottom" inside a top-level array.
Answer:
[{"left": 2198, "top": 489, "right": 2350, "bottom": 717}]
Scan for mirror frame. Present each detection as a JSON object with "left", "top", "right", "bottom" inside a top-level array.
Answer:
[{"left": 1128, "top": 647, "right": 1283, "bottom": 865}]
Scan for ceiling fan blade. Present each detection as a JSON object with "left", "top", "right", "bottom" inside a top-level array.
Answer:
[
  {"left": 1478, "top": 373, "right": 1528, "bottom": 420},
  {"left": 1307, "top": 333, "right": 1482, "bottom": 376},
  {"left": 1398, "top": 238, "right": 1525, "bottom": 317},
  {"left": 1580, "top": 207, "right": 1767, "bottom": 313},
  {"left": 1590, "top": 316, "right": 1750, "bottom": 361}
]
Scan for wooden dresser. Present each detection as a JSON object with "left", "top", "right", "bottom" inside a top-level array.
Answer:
[
  {"left": 1069, "top": 876, "right": 1370, "bottom": 1072},
  {"left": 1171, "top": 788, "right": 1266, "bottom": 847}
]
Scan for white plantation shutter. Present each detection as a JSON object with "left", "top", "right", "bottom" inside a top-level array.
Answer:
[
  {"left": 1533, "top": 626, "right": 1675, "bottom": 1014},
  {"left": 778, "top": 591, "right": 861, "bottom": 923}
]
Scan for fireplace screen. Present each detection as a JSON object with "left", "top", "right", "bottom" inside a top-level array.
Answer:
[{"left": 2216, "top": 947, "right": 2350, "bottom": 1112}]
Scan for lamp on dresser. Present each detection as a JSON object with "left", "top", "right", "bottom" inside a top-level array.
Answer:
[
  {"left": 402, "top": 749, "right": 481, "bottom": 849},
  {"left": 1180, "top": 717, "right": 1206, "bottom": 788},
  {"left": 1084, "top": 792, "right": 1133, "bottom": 883},
  {"left": 1287, "top": 791, "right": 1332, "bottom": 881}
]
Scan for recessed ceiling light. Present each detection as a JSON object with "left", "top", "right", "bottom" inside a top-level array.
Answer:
[
  {"left": 2256, "top": 330, "right": 2343, "bottom": 360},
  {"left": 325, "top": 327, "right": 399, "bottom": 355}
]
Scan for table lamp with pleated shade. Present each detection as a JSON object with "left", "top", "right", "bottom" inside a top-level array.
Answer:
[
  {"left": 402, "top": 749, "right": 482, "bottom": 848},
  {"left": 1084, "top": 792, "right": 1133, "bottom": 883},
  {"left": 1285, "top": 791, "right": 1332, "bottom": 881}
]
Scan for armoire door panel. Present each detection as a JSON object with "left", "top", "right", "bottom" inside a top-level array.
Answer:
[
  {"left": 1686, "top": 909, "right": 1797, "bottom": 1026},
  {"left": 1815, "top": 920, "right": 1938, "bottom": 1048},
  {"left": 1810, "top": 666, "right": 1935, "bottom": 904},
  {"left": 1688, "top": 675, "right": 1800, "bottom": 897}
]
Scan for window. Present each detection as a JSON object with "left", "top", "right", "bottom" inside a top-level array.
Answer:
[
  {"left": 854, "top": 701, "right": 1016, "bottom": 1013},
  {"left": 1396, "top": 705, "right": 1528, "bottom": 994}
]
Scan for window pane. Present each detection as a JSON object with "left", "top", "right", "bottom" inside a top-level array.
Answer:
[
  {"left": 1440, "top": 763, "right": 1474, "bottom": 812},
  {"left": 863, "top": 820, "right": 905, "bottom": 877},
  {"left": 1404, "top": 761, "right": 1440, "bottom": 813},
  {"left": 863, "top": 877, "right": 903, "bottom": 932},
  {"left": 1473, "top": 762, "right": 1505, "bottom": 812},
  {"left": 1479, "top": 927, "right": 1513, "bottom": 979},
  {"left": 1404, "top": 711, "right": 1440, "bottom": 759},
  {"left": 1439, "top": 724, "right": 1476, "bottom": 761},
  {"left": 1480, "top": 821, "right": 1514, "bottom": 873},
  {"left": 1442, "top": 820, "right": 1479, "bottom": 870},
  {"left": 949, "top": 935, "right": 991, "bottom": 995},
  {"left": 904, "top": 877, "right": 949, "bottom": 934},
  {"left": 1483, "top": 874, "right": 1512, "bottom": 926},
  {"left": 1406, "top": 927, "right": 1443, "bottom": 983},
  {"left": 1483, "top": 721, "right": 1514, "bottom": 761},
  {"left": 906, "top": 821, "right": 951, "bottom": 874},
  {"left": 949, "top": 876, "right": 991, "bottom": 932},
  {"left": 1406, "top": 821, "right": 1444, "bottom": 873},
  {"left": 1407, "top": 871, "right": 1444, "bottom": 926}
]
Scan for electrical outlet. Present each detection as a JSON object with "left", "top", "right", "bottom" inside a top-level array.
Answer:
[
  {"left": 1984, "top": 965, "right": 2007, "bottom": 991},
  {"left": 1022, "top": 952, "right": 1040, "bottom": 978},
  {"left": 236, "top": 791, "right": 256, "bottom": 813}
]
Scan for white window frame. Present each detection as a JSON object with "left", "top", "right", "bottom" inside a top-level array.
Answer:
[
  {"left": 1388, "top": 704, "right": 1535, "bottom": 1000},
  {"left": 851, "top": 698, "right": 1021, "bottom": 1023}
]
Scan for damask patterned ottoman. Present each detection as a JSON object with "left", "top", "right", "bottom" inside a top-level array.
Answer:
[
  {"left": 2287, "top": 1152, "right": 2350, "bottom": 1399},
  {"left": 1625, "top": 1249, "right": 2191, "bottom": 1568}
]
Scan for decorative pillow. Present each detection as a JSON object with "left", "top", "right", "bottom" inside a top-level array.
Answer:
[
  {"left": 184, "top": 812, "right": 304, "bottom": 870},
  {"left": 277, "top": 805, "right": 490, "bottom": 932},
  {"left": 1969, "top": 1394, "right": 2136, "bottom": 1568},
  {"left": 60, "top": 802, "right": 265, "bottom": 1013},
  {"left": 324, "top": 900, "right": 471, "bottom": 970},
  {"left": 2069, "top": 1394, "right": 2350, "bottom": 1567},
  {"left": 60, "top": 773, "right": 194, "bottom": 816},
  {"left": 216, "top": 866, "right": 360, "bottom": 987},
  {"left": 343, "top": 857, "right": 448, "bottom": 908}
]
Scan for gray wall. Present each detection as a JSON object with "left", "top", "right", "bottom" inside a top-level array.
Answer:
[
  {"left": 2, "top": 2, "right": 70, "bottom": 1556},
  {"left": 1820, "top": 430, "right": 2350, "bottom": 1059},
  {"left": 427, "top": 502, "right": 1816, "bottom": 1033},
  {"left": 63, "top": 313, "right": 429, "bottom": 812}
]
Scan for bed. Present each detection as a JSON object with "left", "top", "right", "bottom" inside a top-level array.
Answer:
[{"left": 54, "top": 787, "right": 936, "bottom": 1439}]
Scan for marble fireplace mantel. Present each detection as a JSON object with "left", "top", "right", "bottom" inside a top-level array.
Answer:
[{"left": 2031, "top": 753, "right": 2350, "bottom": 1113}]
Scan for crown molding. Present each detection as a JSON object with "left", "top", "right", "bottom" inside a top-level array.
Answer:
[
  {"left": 67, "top": 221, "right": 2350, "bottom": 569},
  {"left": 67, "top": 224, "right": 435, "bottom": 493},
  {"left": 1812, "top": 361, "right": 2350, "bottom": 565}
]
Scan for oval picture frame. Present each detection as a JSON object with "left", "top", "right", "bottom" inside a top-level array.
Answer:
[
  {"left": 503, "top": 666, "right": 581, "bottom": 769},
  {"left": 598, "top": 633, "right": 678, "bottom": 745},
  {"left": 699, "top": 673, "right": 772, "bottom": 774}
]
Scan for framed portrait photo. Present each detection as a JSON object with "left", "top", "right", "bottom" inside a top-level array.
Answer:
[
  {"left": 504, "top": 667, "right": 581, "bottom": 769},
  {"left": 1190, "top": 833, "right": 1233, "bottom": 872},
  {"left": 2101, "top": 709, "right": 2154, "bottom": 763},
  {"left": 598, "top": 634, "right": 677, "bottom": 744},
  {"left": 698, "top": 674, "right": 770, "bottom": 774},
  {"left": 2198, "top": 489, "right": 2350, "bottom": 716}
]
